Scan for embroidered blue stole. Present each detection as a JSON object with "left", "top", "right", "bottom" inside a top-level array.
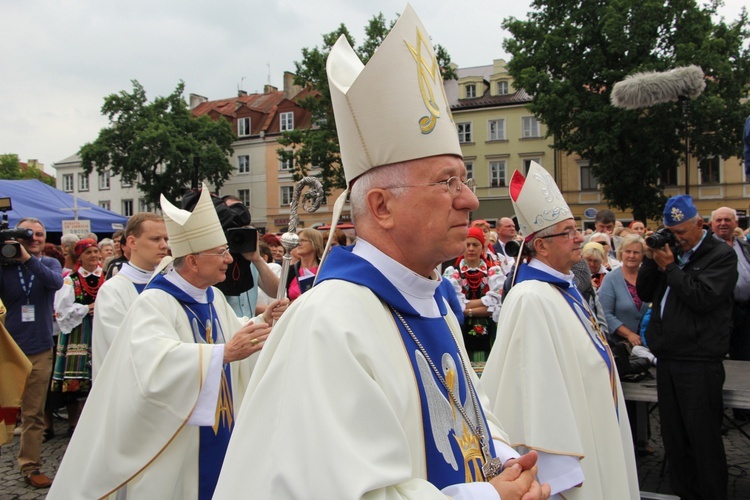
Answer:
[
  {"left": 515, "top": 264, "right": 618, "bottom": 415},
  {"left": 146, "top": 274, "right": 233, "bottom": 500},
  {"left": 317, "top": 247, "right": 496, "bottom": 488}
]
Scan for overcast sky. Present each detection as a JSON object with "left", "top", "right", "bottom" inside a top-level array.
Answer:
[{"left": 1, "top": 0, "right": 746, "bottom": 174}]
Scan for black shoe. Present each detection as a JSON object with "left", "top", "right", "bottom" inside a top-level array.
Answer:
[{"left": 43, "top": 429, "right": 54, "bottom": 442}]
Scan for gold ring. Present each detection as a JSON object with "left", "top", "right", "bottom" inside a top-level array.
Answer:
[{"left": 251, "top": 337, "right": 260, "bottom": 346}]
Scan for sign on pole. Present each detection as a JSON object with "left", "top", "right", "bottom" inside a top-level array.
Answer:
[{"left": 62, "top": 220, "right": 91, "bottom": 237}]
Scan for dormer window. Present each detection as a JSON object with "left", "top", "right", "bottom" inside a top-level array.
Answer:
[
  {"left": 238, "top": 117, "right": 251, "bottom": 137},
  {"left": 466, "top": 84, "right": 477, "bottom": 99},
  {"left": 497, "top": 81, "right": 509, "bottom": 95}
]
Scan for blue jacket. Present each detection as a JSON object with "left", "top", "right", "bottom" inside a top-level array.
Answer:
[
  {"left": 598, "top": 266, "right": 649, "bottom": 338},
  {"left": 0, "top": 255, "right": 63, "bottom": 355}
]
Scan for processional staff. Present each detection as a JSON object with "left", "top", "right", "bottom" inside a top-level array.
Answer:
[{"left": 276, "top": 177, "right": 325, "bottom": 300}]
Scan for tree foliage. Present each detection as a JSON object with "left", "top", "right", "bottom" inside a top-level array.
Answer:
[
  {"left": 0, "top": 154, "right": 55, "bottom": 186},
  {"left": 503, "top": 0, "right": 750, "bottom": 221},
  {"left": 278, "top": 12, "right": 457, "bottom": 194},
  {"left": 79, "top": 81, "right": 235, "bottom": 206}
]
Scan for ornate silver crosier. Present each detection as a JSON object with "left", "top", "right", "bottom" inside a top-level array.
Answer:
[{"left": 276, "top": 177, "right": 325, "bottom": 300}]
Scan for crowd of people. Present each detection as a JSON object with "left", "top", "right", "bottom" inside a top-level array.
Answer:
[{"left": 1, "top": 5, "right": 748, "bottom": 500}]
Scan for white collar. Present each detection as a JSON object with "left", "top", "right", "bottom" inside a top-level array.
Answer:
[
  {"left": 78, "top": 266, "right": 103, "bottom": 278},
  {"left": 117, "top": 262, "right": 154, "bottom": 285},
  {"left": 352, "top": 238, "right": 442, "bottom": 318},
  {"left": 529, "top": 258, "right": 575, "bottom": 287},
  {"left": 165, "top": 269, "right": 209, "bottom": 304}
]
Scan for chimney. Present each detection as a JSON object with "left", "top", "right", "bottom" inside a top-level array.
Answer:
[
  {"left": 283, "top": 71, "right": 302, "bottom": 99},
  {"left": 189, "top": 93, "right": 208, "bottom": 110},
  {"left": 238, "top": 90, "right": 248, "bottom": 97},
  {"left": 263, "top": 84, "right": 278, "bottom": 94}
]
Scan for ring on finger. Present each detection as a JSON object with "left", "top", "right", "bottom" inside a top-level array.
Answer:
[{"left": 251, "top": 337, "right": 260, "bottom": 346}]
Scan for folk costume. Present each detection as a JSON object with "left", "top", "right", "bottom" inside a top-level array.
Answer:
[
  {"left": 91, "top": 262, "right": 153, "bottom": 380},
  {"left": 51, "top": 239, "right": 104, "bottom": 397},
  {"left": 48, "top": 185, "right": 262, "bottom": 500},
  {"left": 481, "top": 163, "right": 639, "bottom": 499},
  {"left": 216, "top": 6, "right": 518, "bottom": 498}
]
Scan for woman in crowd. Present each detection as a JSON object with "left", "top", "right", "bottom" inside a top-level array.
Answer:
[
  {"left": 598, "top": 234, "right": 649, "bottom": 347},
  {"left": 285, "top": 228, "right": 324, "bottom": 301},
  {"left": 582, "top": 241, "right": 608, "bottom": 290},
  {"left": 262, "top": 233, "right": 285, "bottom": 265},
  {"left": 470, "top": 219, "right": 501, "bottom": 266},
  {"left": 629, "top": 220, "right": 646, "bottom": 236},
  {"left": 589, "top": 231, "right": 621, "bottom": 270},
  {"left": 50, "top": 239, "right": 104, "bottom": 435},
  {"left": 443, "top": 227, "right": 503, "bottom": 363}
]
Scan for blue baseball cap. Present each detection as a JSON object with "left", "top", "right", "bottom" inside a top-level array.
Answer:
[{"left": 663, "top": 195, "right": 697, "bottom": 227}]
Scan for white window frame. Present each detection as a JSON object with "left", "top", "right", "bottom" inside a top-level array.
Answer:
[
  {"left": 280, "top": 112, "right": 294, "bottom": 132},
  {"left": 121, "top": 177, "right": 133, "bottom": 188},
  {"left": 238, "top": 117, "right": 251, "bottom": 137},
  {"left": 488, "top": 119, "right": 505, "bottom": 141},
  {"left": 99, "top": 200, "right": 111, "bottom": 211},
  {"left": 139, "top": 199, "right": 150, "bottom": 213},
  {"left": 457, "top": 122, "right": 472, "bottom": 143},
  {"left": 464, "top": 161, "right": 474, "bottom": 180},
  {"left": 465, "top": 84, "right": 476, "bottom": 99},
  {"left": 279, "top": 156, "right": 292, "bottom": 171},
  {"left": 78, "top": 173, "right": 89, "bottom": 192},
  {"left": 238, "top": 155, "right": 250, "bottom": 174},
  {"left": 489, "top": 160, "right": 507, "bottom": 188},
  {"left": 62, "top": 173, "right": 74, "bottom": 192},
  {"left": 238, "top": 189, "right": 251, "bottom": 207},
  {"left": 99, "top": 170, "right": 111, "bottom": 190},
  {"left": 280, "top": 186, "right": 294, "bottom": 206},
  {"left": 497, "top": 81, "right": 509, "bottom": 95},
  {"left": 122, "top": 199, "right": 134, "bottom": 217},
  {"left": 522, "top": 116, "right": 541, "bottom": 138}
]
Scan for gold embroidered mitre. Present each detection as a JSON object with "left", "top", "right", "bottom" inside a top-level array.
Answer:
[
  {"left": 326, "top": 3, "right": 462, "bottom": 186},
  {"left": 509, "top": 161, "right": 572, "bottom": 239},
  {"left": 160, "top": 183, "right": 226, "bottom": 258}
]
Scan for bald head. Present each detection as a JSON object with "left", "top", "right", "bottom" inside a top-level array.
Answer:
[
  {"left": 711, "top": 206, "right": 738, "bottom": 243},
  {"left": 497, "top": 217, "right": 517, "bottom": 243}
]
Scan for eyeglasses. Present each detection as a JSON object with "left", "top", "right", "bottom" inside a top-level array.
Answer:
[
  {"left": 196, "top": 247, "right": 231, "bottom": 258},
  {"left": 298, "top": 238, "right": 311, "bottom": 244},
  {"left": 540, "top": 228, "right": 579, "bottom": 240},
  {"left": 385, "top": 176, "right": 476, "bottom": 196},
  {"left": 592, "top": 240, "right": 610, "bottom": 247}
]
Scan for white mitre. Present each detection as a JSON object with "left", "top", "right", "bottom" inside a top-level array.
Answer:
[
  {"left": 510, "top": 161, "right": 572, "bottom": 240},
  {"left": 160, "top": 183, "right": 226, "bottom": 258},
  {"left": 327, "top": 2, "right": 461, "bottom": 186}
]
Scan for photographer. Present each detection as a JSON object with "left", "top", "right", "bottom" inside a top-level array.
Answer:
[
  {"left": 212, "top": 195, "right": 280, "bottom": 318},
  {"left": 0, "top": 217, "right": 63, "bottom": 488},
  {"left": 636, "top": 195, "right": 737, "bottom": 500}
]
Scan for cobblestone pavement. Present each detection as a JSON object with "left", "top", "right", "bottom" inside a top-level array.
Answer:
[{"left": 1, "top": 407, "right": 749, "bottom": 498}]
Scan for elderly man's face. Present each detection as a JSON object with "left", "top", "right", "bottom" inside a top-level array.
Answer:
[
  {"left": 192, "top": 245, "right": 233, "bottom": 288},
  {"left": 711, "top": 208, "right": 737, "bottom": 243},
  {"left": 498, "top": 218, "right": 517, "bottom": 241},
  {"left": 391, "top": 155, "right": 479, "bottom": 273},
  {"left": 669, "top": 217, "right": 705, "bottom": 253},
  {"left": 536, "top": 219, "right": 584, "bottom": 274}
]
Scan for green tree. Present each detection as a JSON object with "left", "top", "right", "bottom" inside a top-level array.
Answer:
[
  {"left": 79, "top": 81, "right": 235, "bottom": 206},
  {"left": 0, "top": 154, "right": 55, "bottom": 186},
  {"left": 278, "top": 12, "right": 457, "bottom": 194},
  {"left": 503, "top": 0, "right": 750, "bottom": 221}
]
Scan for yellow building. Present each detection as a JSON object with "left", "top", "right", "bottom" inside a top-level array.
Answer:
[
  {"left": 445, "top": 59, "right": 553, "bottom": 225},
  {"left": 556, "top": 150, "right": 748, "bottom": 230}
]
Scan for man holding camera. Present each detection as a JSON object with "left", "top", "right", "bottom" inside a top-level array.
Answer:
[
  {"left": 0, "top": 217, "right": 63, "bottom": 488},
  {"left": 637, "top": 195, "right": 737, "bottom": 500}
]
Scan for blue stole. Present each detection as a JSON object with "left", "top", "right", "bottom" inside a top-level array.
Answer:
[
  {"left": 146, "top": 274, "right": 233, "bottom": 500},
  {"left": 317, "top": 247, "right": 496, "bottom": 487},
  {"left": 515, "top": 264, "right": 618, "bottom": 415},
  {"left": 133, "top": 282, "right": 147, "bottom": 294}
]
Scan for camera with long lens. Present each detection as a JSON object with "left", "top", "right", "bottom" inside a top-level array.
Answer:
[
  {"left": 0, "top": 197, "right": 33, "bottom": 264},
  {"left": 645, "top": 228, "right": 677, "bottom": 249}
]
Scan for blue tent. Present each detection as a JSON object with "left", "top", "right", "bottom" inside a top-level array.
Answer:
[{"left": 0, "top": 179, "right": 128, "bottom": 233}]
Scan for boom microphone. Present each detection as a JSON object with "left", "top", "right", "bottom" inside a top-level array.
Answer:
[{"left": 610, "top": 65, "right": 705, "bottom": 109}]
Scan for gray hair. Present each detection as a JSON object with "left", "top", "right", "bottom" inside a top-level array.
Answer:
[
  {"left": 98, "top": 238, "right": 115, "bottom": 250},
  {"left": 589, "top": 231, "right": 612, "bottom": 247},
  {"left": 17, "top": 217, "right": 45, "bottom": 231},
  {"left": 526, "top": 224, "right": 558, "bottom": 258},
  {"left": 350, "top": 163, "right": 409, "bottom": 224},
  {"left": 61, "top": 233, "right": 80, "bottom": 247}
]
